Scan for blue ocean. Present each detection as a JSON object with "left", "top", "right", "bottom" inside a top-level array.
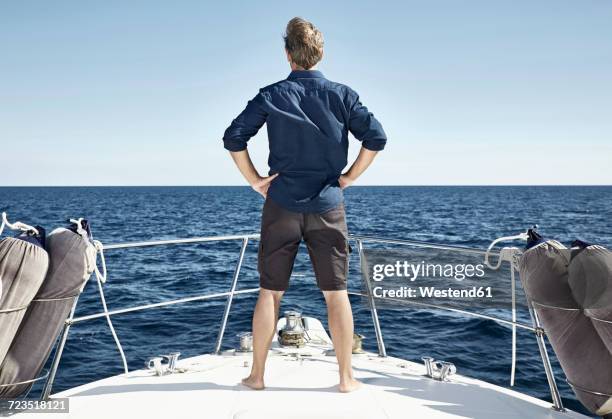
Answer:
[{"left": 1, "top": 186, "right": 611, "bottom": 416}]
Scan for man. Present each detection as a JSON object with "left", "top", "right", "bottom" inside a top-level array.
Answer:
[{"left": 223, "top": 17, "right": 387, "bottom": 393}]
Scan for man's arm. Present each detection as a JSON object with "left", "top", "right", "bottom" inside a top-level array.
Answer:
[
  {"left": 223, "top": 92, "right": 267, "bottom": 152},
  {"left": 341, "top": 89, "right": 387, "bottom": 188},
  {"left": 223, "top": 92, "right": 276, "bottom": 197},
  {"left": 339, "top": 146, "right": 378, "bottom": 189},
  {"left": 230, "top": 150, "right": 278, "bottom": 198}
]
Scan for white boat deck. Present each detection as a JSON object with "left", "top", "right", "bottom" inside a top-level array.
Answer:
[{"left": 17, "top": 318, "right": 588, "bottom": 419}]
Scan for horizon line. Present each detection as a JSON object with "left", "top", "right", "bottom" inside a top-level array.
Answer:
[{"left": 1, "top": 184, "right": 611, "bottom": 188}]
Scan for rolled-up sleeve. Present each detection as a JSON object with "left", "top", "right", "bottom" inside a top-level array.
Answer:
[
  {"left": 222, "top": 92, "right": 268, "bottom": 152},
  {"left": 347, "top": 89, "right": 387, "bottom": 151}
]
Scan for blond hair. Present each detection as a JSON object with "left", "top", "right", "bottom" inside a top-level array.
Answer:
[{"left": 284, "top": 17, "right": 324, "bottom": 70}]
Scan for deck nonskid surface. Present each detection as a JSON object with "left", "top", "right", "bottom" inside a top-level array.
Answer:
[{"left": 19, "top": 351, "right": 587, "bottom": 419}]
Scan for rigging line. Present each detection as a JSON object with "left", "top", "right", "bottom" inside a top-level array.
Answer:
[
  {"left": 0, "top": 211, "right": 39, "bottom": 236},
  {"left": 510, "top": 265, "right": 517, "bottom": 387},
  {"left": 92, "top": 239, "right": 128, "bottom": 374}
]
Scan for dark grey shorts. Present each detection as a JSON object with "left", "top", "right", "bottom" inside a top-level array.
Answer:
[{"left": 258, "top": 198, "right": 349, "bottom": 291}]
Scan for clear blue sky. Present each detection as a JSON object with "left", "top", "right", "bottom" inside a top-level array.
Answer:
[{"left": 1, "top": 1, "right": 610, "bottom": 186}]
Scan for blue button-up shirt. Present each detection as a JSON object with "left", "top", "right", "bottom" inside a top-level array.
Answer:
[{"left": 223, "top": 70, "right": 387, "bottom": 213}]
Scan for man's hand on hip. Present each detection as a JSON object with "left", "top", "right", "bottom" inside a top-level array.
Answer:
[
  {"left": 338, "top": 174, "right": 355, "bottom": 190},
  {"left": 228, "top": 150, "right": 278, "bottom": 198},
  {"left": 339, "top": 147, "right": 379, "bottom": 190},
  {"left": 251, "top": 173, "right": 278, "bottom": 198}
]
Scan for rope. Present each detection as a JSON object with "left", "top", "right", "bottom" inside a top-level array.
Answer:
[
  {"left": 69, "top": 218, "right": 88, "bottom": 240},
  {"left": 96, "top": 275, "right": 128, "bottom": 374},
  {"left": 566, "top": 379, "right": 612, "bottom": 397},
  {"left": 484, "top": 231, "right": 529, "bottom": 269},
  {"left": 5, "top": 206, "right": 44, "bottom": 309},
  {"left": 91, "top": 238, "right": 127, "bottom": 373},
  {"left": 485, "top": 231, "right": 532, "bottom": 387},
  {"left": 0, "top": 370, "right": 50, "bottom": 388},
  {"left": 0, "top": 212, "right": 39, "bottom": 236},
  {"left": 92, "top": 240, "right": 107, "bottom": 284},
  {"left": 591, "top": 316, "right": 612, "bottom": 325},
  {"left": 33, "top": 295, "right": 79, "bottom": 302},
  {"left": 0, "top": 304, "right": 29, "bottom": 314},
  {"left": 510, "top": 266, "right": 517, "bottom": 387}
]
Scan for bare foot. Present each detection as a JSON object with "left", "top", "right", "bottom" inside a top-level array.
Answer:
[
  {"left": 241, "top": 375, "right": 265, "bottom": 390},
  {"left": 338, "top": 378, "right": 362, "bottom": 393}
]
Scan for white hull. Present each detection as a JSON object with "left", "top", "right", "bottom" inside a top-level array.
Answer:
[{"left": 17, "top": 318, "right": 588, "bottom": 419}]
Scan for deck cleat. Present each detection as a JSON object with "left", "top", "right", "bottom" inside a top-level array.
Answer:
[
  {"left": 236, "top": 332, "right": 253, "bottom": 352},
  {"left": 421, "top": 356, "right": 456, "bottom": 381},
  {"left": 352, "top": 333, "right": 365, "bottom": 354}
]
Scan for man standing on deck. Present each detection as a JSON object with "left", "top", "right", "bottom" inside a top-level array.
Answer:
[{"left": 222, "top": 17, "right": 387, "bottom": 393}]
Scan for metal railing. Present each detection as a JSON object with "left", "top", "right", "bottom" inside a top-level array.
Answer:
[
  {"left": 37, "top": 232, "right": 564, "bottom": 412},
  {"left": 41, "top": 233, "right": 260, "bottom": 399},
  {"left": 351, "top": 235, "right": 564, "bottom": 412}
]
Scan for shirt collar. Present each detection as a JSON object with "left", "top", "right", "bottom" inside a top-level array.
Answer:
[{"left": 287, "top": 70, "right": 325, "bottom": 80}]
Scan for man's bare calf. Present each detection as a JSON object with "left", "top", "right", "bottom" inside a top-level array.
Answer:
[
  {"left": 242, "top": 287, "right": 361, "bottom": 392},
  {"left": 323, "top": 290, "right": 362, "bottom": 393},
  {"left": 242, "top": 288, "right": 283, "bottom": 390}
]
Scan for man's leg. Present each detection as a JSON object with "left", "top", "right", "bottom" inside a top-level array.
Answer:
[
  {"left": 304, "top": 203, "right": 359, "bottom": 392},
  {"left": 245, "top": 198, "right": 301, "bottom": 389},
  {"left": 323, "top": 290, "right": 361, "bottom": 392},
  {"left": 242, "top": 288, "right": 284, "bottom": 390}
]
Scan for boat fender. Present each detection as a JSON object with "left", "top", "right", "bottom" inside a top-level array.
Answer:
[
  {"left": 0, "top": 224, "right": 95, "bottom": 398},
  {"left": 568, "top": 241, "right": 612, "bottom": 416},
  {"left": 0, "top": 226, "right": 49, "bottom": 370},
  {"left": 519, "top": 239, "right": 612, "bottom": 415}
]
